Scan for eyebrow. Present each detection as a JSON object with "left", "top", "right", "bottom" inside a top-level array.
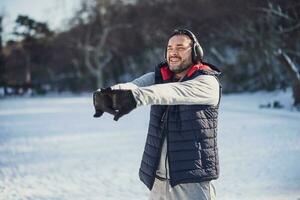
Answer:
[{"left": 167, "top": 44, "right": 186, "bottom": 47}]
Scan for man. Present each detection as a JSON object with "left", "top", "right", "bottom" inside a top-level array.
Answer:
[{"left": 93, "top": 29, "right": 221, "bottom": 200}]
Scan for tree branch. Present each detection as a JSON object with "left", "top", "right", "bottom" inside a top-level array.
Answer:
[
  {"left": 251, "top": 6, "right": 293, "bottom": 20},
  {"left": 278, "top": 23, "right": 300, "bottom": 34}
]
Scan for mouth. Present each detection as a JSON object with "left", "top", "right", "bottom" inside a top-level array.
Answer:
[{"left": 169, "top": 57, "right": 181, "bottom": 64}]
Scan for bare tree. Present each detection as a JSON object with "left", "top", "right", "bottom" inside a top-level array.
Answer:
[
  {"left": 276, "top": 49, "right": 300, "bottom": 106},
  {"left": 78, "top": 24, "right": 132, "bottom": 88},
  {"left": 68, "top": 0, "right": 133, "bottom": 88}
]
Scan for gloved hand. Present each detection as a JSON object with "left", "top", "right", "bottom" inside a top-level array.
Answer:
[
  {"left": 109, "top": 89, "right": 137, "bottom": 121},
  {"left": 93, "top": 88, "right": 117, "bottom": 118}
]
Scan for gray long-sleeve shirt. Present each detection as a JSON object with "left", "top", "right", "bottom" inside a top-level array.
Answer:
[{"left": 111, "top": 72, "right": 220, "bottom": 179}]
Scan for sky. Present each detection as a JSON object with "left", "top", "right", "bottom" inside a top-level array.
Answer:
[{"left": 0, "top": 0, "right": 83, "bottom": 42}]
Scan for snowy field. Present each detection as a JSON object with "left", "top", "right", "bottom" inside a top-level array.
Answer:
[{"left": 0, "top": 90, "right": 299, "bottom": 200}]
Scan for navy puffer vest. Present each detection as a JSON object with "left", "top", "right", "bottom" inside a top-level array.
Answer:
[{"left": 139, "top": 62, "right": 221, "bottom": 190}]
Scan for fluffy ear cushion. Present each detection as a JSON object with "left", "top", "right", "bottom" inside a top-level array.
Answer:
[
  {"left": 194, "top": 42, "right": 204, "bottom": 62},
  {"left": 192, "top": 43, "right": 198, "bottom": 62}
]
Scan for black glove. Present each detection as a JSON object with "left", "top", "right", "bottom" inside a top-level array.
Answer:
[
  {"left": 110, "top": 89, "right": 137, "bottom": 121},
  {"left": 93, "top": 88, "right": 117, "bottom": 118}
]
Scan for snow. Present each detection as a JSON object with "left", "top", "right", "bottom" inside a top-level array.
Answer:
[{"left": 0, "top": 90, "right": 299, "bottom": 200}]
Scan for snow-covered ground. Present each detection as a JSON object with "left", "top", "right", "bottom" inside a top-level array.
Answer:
[{"left": 0, "top": 90, "right": 299, "bottom": 200}]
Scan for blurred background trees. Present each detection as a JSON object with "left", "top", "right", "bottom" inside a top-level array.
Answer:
[{"left": 0, "top": 0, "right": 299, "bottom": 104}]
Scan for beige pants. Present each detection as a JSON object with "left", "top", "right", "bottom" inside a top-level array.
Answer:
[{"left": 149, "top": 178, "right": 216, "bottom": 200}]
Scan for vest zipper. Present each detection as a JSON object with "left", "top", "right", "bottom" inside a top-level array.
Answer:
[
  {"left": 166, "top": 117, "right": 173, "bottom": 186},
  {"left": 161, "top": 109, "right": 169, "bottom": 181},
  {"left": 150, "top": 107, "right": 168, "bottom": 188},
  {"left": 164, "top": 150, "right": 168, "bottom": 180},
  {"left": 163, "top": 107, "right": 173, "bottom": 185},
  {"left": 165, "top": 76, "right": 183, "bottom": 186}
]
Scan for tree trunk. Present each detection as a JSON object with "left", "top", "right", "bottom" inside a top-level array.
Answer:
[
  {"left": 276, "top": 49, "right": 300, "bottom": 106},
  {"left": 96, "top": 70, "right": 103, "bottom": 89}
]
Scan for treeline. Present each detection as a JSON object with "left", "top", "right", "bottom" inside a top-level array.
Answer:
[{"left": 0, "top": 0, "right": 299, "bottom": 96}]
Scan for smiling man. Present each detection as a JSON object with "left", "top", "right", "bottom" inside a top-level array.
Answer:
[
  {"left": 167, "top": 34, "right": 193, "bottom": 75},
  {"left": 93, "top": 29, "right": 222, "bottom": 200}
]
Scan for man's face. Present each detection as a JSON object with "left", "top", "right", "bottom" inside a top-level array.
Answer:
[{"left": 166, "top": 35, "right": 193, "bottom": 74}]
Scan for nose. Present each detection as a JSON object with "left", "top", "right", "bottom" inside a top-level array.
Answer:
[{"left": 169, "top": 50, "right": 179, "bottom": 57}]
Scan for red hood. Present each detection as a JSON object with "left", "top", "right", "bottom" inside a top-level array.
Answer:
[{"left": 160, "top": 63, "right": 212, "bottom": 81}]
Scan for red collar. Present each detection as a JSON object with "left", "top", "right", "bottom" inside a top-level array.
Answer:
[{"left": 160, "top": 63, "right": 211, "bottom": 81}]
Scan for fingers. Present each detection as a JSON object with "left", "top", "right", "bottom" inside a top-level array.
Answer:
[
  {"left": 93, "top": 88, "right": 135, "bottom": 120},
  {"left": 101, "top": 87, "right": 112, "bottom": 92},
  {"left": 105, "top": 107, "right": 118, "bottom": 115},
  {"left": 93, "top": 90, "right": 115, "bottom": 115},
  {"left": 93, "top": 110, "right": 104, "bottom": 118},
  {"left": 113, "top": 111, "right": 125, "bottom": 121}
]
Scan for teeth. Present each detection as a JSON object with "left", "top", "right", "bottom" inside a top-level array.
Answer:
[{"left": 170, "top": 58, "right": 180, "bottom": 62}]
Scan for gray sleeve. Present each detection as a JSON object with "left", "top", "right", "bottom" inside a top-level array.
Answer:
[
  {"left": 131, "top": 72, "right": 155, "bottom": 87},
  {"left": 110, "top": 72, "right": 155, "bottom": 90},
  {"left": 132, "top": 75, "right": 220, "bottom": 107}
]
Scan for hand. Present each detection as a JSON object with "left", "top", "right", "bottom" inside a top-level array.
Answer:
[
  {"left": 93, "top": 88, "right": 117, "bottom": 118},
  {"left": 109, "top": 89, "right": 137, "bottom": 121}
]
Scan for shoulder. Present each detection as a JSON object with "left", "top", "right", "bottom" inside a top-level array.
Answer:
[
  {"left": 190, "top": 75, "right": 220, "bottom": 89},
  {"left": 196, "top": 74, "right": 219, "bottom": 83}
]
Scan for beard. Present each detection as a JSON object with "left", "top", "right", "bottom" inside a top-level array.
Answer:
[{"left": 168, "top": 57, "right": 193, "bottom": 74}]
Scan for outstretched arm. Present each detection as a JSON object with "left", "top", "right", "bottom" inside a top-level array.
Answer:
[
  {"left": 132, "top": 75, "right": 220, "bottom": 106},
  {"left": 93, "top": 74, "right": 220, "bottom": 121}
]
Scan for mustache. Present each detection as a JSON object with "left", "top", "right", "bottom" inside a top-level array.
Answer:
[{"left": 169, "top": 56, "right": 181, "bottom": 59}]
